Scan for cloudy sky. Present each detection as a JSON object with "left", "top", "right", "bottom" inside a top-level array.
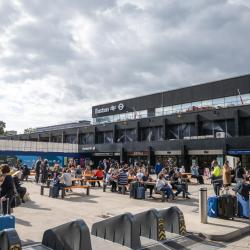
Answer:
[{"left": 0, "top": 0, "right": 250, "bottom": 133}]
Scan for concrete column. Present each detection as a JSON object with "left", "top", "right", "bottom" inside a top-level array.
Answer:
[
  {"left": 76, "top": 128, "right": 80, "bottom": 144},
  {"left": 61, "top": 131, "right": 64, "bottom": 143},
  {"left": 234, "top": 109, "right": 240, "bottom": 137},
  {"left": 136, "top": 121, "right": 140, "bottom": 142},
  {"left": 194, "top": 114, "right": 200, "bottom": 137}
]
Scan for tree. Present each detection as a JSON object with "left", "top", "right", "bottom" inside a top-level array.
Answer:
[
  {"left": 24, "top": 128, "right": 36, "bottom": 134},
  {"left": 0, "top": 121, "right": 6, "bottom": 135}
]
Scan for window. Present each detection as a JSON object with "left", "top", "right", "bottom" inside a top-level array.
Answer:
[
  {"left": 172, "top": 105, "right": 182, "bottom": 114},
  {"left": 155, "top": 107, "right": 164, "bottom": 116},
  {"left": 212, "top": 98, "right": 225, "bottom": 108},
  {"left": 80, "top": 133, "right": 94, "bottom": 144},
  {"left": 163, "top": 106, "right": 173, "bottom": 115},
  {"left": 117, "top": 129, "right": 136, "bottom": 143},
  {"left": 225, "top": 96, "right": 238, "bottom": 107},
  {"left": 181, "top": 103, "right": 192, "bottom": 112},
  {"left": 202, "top": 99, "right": 213, "bottom": 107}
]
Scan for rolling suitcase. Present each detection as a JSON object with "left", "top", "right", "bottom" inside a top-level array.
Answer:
[
  {"left": 207, "top": 196, "right": 218, "bottom": 218},
  {"left": 218, "top": 195, "right": 237, "bottom": 219},
  {"left": 0, "top": 199, "right": 16, "bottom": 231},
  {"left": 130, "top": 182, "right": 140, "bottom": 199},
  {"left": 237, "top": 193, "right": 250, "bottom": 218},
  {"left": 136, "top": 186, "right": 145, "bottom": 199}
]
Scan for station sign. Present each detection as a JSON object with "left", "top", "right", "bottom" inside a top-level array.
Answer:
[{"left": 94, "top": 103, "right": 125, "bottom": 115}]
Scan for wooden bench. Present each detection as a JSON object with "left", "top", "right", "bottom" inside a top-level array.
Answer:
[{"left": 61, "top": 185, "right": 90, "bottom": 199}]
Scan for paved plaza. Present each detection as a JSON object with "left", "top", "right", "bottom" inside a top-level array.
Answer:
[{"left": 12, "top": 179, "right": 250, "bottom": 249}]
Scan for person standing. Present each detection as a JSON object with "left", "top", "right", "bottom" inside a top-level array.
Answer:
[
  {"left": 35, "top": 158, "right": 42, "bottom": 183},
  {"left": 222, "top": 160, "right": 231, "bottom": 187},
  {"left": 41, "top": 159, "right": 49, "bottom": 184}
]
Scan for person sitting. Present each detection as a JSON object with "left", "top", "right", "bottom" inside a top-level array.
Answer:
[
  {"left": 117, "top": 168, "right": 128, "bottom": 193},
  {"left": 136, "top": 169, "right": 144, "bottom": 181},
  {"left": 58, "top": 169, "right": 72, "bottom": 191},
  {"left": 0, "top": 164, "right": 15, "bottom": 214},
  {"left": 22, "top": 165, "right": 30, "bottom": 181},
  {"left": 171, "top": 172, "right": 191, "bottom": 199},
  {"left": 92, "top": 167, "right": 104, "bottom": 187},
  {"left": 75, "top": 165, "right": 82, "bottom": 178},
  {"left": 156, "top": 173, "right": 175, "bottom": 201},
  {"left": 141, "top": 170, "right": 155, "bottom": 197},
  {"left": 13, "top": 173, "right": 27, "bottom": 203}
]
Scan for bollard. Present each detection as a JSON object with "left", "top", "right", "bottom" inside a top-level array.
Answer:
[{"left": 199, "top": 187, "right": 207, "bottom": 224}]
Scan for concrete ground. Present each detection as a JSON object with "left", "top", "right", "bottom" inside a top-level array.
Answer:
[{"left": 13, "top": 179, "right": 250, "bottom": 249}]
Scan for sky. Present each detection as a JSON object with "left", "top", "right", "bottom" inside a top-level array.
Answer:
[{"left": 0, "top": 0, "right": 250, "bottom": 133}]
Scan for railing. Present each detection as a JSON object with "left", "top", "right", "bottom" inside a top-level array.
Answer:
[{"left": 0, "top": 140, "right": 78, "bottom": 153}]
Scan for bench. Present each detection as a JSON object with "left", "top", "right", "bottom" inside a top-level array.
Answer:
[
  {"left": 61, "top": 185, "right": 90, "bottom": 199},
  {"left": 103, "top": 182, "right": 129, "bottom": 194}
]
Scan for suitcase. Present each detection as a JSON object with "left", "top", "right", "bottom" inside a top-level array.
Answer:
[
  {"left": 237, "top": 193, "right": 250, "bottom": 218},
  {"left": 218, "top": 195, "right": 237, "bottom": 219},
  {"left": 207, "top": 196, "right": 218, "bottom": 218},
  {"left": 0, "top": 199, "right": 16, "bottom": 231},
  {"left": 130, "top": 182, "right": 140, "bottom": 199},
  {"left": 49, "top": 186, "right": 59, "bottom": 198},
  {"left": 136, "top": 187, "right": 145, "bottom": 199}
]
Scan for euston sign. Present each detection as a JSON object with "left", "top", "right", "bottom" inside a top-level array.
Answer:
[{"left": 94, "top": 103, "right": 125, "bottom": 115}]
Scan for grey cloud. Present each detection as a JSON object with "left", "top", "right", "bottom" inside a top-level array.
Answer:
[{"left": 1, "top": 0, "right": 250, "bottom": 132}]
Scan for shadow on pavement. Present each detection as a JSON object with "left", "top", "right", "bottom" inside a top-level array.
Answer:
[
  {"left": 24, "top": 201, "right": 51, "bottom": 211},
  {"left": 62, "top": 193, "right": 99, "bottom": 203},
  {"left": 16, "top": 218, "right": 32, "bottom": 227}
]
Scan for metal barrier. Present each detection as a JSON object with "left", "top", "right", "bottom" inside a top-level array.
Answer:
[
  {"left": 91, "top": 213, "right": 141, "bottom": 250},
  {"left": 158, "top": 206, "right": 187, "bottom": 235},
  {"left": 134, "top": 209, "right": 166, "bottom": 241},
  {"left": 42, "top": 219, "right": 92, "bottom": 250},
  {"left": 0, "top": 229, "right": 22, "bottom": 250}
]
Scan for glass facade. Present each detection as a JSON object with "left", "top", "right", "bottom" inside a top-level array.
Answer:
[
  {"left": 94, "top": 110, "right": 148, "bottom": 124},
  {"left": 155, "top": 93, "right": 250, "bottom": 117}
]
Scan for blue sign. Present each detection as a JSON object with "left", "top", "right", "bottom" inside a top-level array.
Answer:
[{"left": 228, "top": 150, "right": 250, "bottom": 155}]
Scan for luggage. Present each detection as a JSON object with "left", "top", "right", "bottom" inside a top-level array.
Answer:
[
  {"left": 136, "top": 187, "right": 145, "bottom": 199},
  {"left": 130, "top": 182, "right": 140, "bottom": 199},
  {"left": 197, "top": 175, "right": 204, "bottom": 184},
  {"left": 237, "top": 193, "right": 250, "bottom": 218},
  {"left": 218, "top": 195, "right": 237, "bottom": 219},
  {"left": 0, "top": 199, "right": 16, "bottom": 231},
  {"left": 49, "top": 186, "right": 59, "bottom": 198},
  {"left": 207, "top": 196, "right": 218, "bottom": 218}
]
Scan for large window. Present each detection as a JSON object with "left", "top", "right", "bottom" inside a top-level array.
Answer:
[
  {"left": 117, "top": 129, "right": 136, "bottom": 143},
  {"left": 96, "top": 131, "right": 113, "bottom": 144},
  {"left": 240, "top": 117, "right": 250, "bottom": 136},
  {"left": 168, "top": 123, "right": 195, "bottom": 139},
  {"left": 140, "top": 127, "right": 164, "bottom": 141},
  {"left": 64, "top": 135, "right": 77, "bottom": 144},
  {"left": 201, "top": 120, "right": 235, "bottom": 137},
  {"left": 79, "top": 133, "right": 94, "bottom": 145}
]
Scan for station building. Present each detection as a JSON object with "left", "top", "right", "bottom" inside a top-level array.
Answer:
[{"left": 5, "top": 75, "right": 250, "bottom": 170}]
